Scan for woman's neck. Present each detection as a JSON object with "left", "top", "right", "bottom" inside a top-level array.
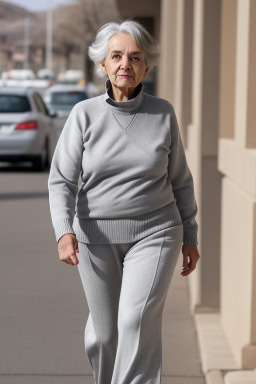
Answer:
[{"left": 111, "top": 84, "right": 136, "bottom": 102}]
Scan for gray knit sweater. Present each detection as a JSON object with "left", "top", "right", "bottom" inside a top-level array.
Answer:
[{"left": 48, "top": 82, "right": 198, "bottom": 245}]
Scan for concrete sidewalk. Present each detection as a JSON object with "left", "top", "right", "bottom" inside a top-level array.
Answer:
[
  {"left": 0, "top": 171, "right": 205, "bottom": 384},
  {"left": 161, "top": 266, "right": 205, "bottom": 384},
  {"left": 195, "top": 311, "right": 256, "bottom": 384}
]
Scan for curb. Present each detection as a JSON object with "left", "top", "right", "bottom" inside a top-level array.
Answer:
[
  {"left": 225, "top": 370, "right": 256, "bottom": 383},
  {"left": 206, "top": 370, "right": 225, "bottom": 384},
  {"left": 194, "top": 313, "right": 256, "bottom": 383},
  {"left": 194, "top": 313, "right": 238, "bottom": 384}
]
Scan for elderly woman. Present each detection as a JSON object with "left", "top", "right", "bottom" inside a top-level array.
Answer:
[{"left": 48, "top": 20, "right": 200, "bottom": 384}]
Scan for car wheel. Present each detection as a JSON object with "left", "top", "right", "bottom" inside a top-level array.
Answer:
[
  {"left": 32, "top": 154, "right": 45, "bottom": 172},
  {"left": 45, "top": 138, "right": 51, "bottom": 169},
  {"left": 32, "top": 141, "right": 48, "bottom": 172}
]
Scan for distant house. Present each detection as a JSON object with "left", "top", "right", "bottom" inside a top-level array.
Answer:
[
  {"left": 0, "top": 0, "right": 32, "bottom": 71},
  {"left": 0, "top": 0, "right": 119, "bottom": 81}
]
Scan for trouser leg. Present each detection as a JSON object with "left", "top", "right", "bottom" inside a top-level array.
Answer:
[
  {"left": 111, "top": 225, "right": 183, "bottom": 384},
  {"left": 77, "top": 242, "right": 129, "bottom": 384}
]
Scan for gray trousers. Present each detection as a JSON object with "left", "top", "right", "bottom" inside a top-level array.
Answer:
[{"left": 77, "top": 225, "right": 183, "bottom": 384}]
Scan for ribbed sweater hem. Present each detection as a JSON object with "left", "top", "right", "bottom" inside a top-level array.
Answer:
[{"left": 72, "top": 202, "right": 182, "bottom": 244}]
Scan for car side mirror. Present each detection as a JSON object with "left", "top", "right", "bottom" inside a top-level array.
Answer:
[{"left": 49, "top": 110, "right": 58, "bottom": 118}]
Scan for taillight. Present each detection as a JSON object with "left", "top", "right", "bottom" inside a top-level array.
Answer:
[{"left": 15, "top": 121, "right": 38, "bottom": 130}]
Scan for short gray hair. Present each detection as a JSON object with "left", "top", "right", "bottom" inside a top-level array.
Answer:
[{"left": 88, "top": 20, "right": 159, "bottom": 77}]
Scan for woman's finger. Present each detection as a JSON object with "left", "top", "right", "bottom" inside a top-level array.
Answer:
[
  {"left": 57, "top": 234, "right": 79, "bottom": 266},
  {"left": 60, "top": 251, "right": 79, "bottom": 266},
  {"left": 58, "top": 240, "right": 79, "bottom": 266},
  {"left": 70, "top": 252, "right": 79, "bottom": 265},
  {"left": 182, "top": 254, "right": 189, "bottom": 270},
  {"left": 181, "top": 247, "right": 200, "bottom": 276},
  {"left": 182, "top": 257, "right": 198, "bottom": 276},
  {"left": 181, "top": 248, "right": 200, "bottom": 276},
  {"left": 65, "top": 257, "right": 75, "bottom": 265},
  {"left": 189, "top": 254, "right": 198, "bottom": 271}
]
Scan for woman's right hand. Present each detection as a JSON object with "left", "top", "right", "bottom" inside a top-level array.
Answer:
[{"left": 58, "top": 234, "right": 79, "bottom": 266}]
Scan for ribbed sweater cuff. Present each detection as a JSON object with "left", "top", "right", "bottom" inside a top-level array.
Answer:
[
  {"left": 183, "top": 226, "right": 198, "bottom": 245},
  {"left": 54, "top": 219, "right": 75, "bottom": 242}
]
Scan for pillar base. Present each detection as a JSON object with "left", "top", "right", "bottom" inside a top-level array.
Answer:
[{"left": 242, "top": 344, "right": 256, "bottom": 369}]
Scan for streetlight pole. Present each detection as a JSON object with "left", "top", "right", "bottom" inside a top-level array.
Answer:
[
  {"left": 46, "top": 8, "right": 53, "bottom": 69},
  {"left": 24, "top": 17, "right": 30, "bottom": 69}
]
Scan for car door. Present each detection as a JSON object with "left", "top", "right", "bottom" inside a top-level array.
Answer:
[{"left": 33, "top": 92, "right": 57, "bottom": 163}]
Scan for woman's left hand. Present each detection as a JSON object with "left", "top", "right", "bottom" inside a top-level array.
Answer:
[{"left": 181, "top": 245, "right": 200, "bottom": 276}]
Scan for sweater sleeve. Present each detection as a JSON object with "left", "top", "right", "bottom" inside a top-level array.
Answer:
[
  {"left": 168, "top": 107, "right": 198, "bottom": 245},
  {"left": 48, "top": 104, "right": 84, "bottom": 242}
]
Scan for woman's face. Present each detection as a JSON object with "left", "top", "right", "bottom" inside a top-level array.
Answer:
[{"left": 99, "top": 33, "right": 149, "bottom": 96}]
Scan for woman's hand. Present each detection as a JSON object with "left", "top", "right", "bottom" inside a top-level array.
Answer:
[
  {"left": 58, "top": 234, "right": 79, "bottom": 266},
  {"left": 181, "top": 245, "right": 200, "bottom": 276}
]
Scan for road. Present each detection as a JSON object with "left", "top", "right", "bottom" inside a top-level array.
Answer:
[
  {"left": 0, "top": 166, "right": 93, "bottom": 384},
  {"left": 0, "top": 165, "right": 204, "bottom": 384}
]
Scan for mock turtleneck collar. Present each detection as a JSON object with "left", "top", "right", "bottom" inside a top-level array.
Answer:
[{"left": 104, "top": 79, "right": 144, "bottom": 113}]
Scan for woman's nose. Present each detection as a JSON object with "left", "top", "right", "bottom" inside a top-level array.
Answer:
[{"left": 120, "top": 56, "right": 131, "bottom": 70}]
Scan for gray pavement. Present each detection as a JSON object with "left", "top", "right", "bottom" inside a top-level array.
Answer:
[{"left": 0, "top": 166, "right": 205, "bottom": 384}]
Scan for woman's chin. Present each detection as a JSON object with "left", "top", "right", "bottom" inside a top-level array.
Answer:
[{"left": 115, "top": 79, "right": 138, "bottom": 89}]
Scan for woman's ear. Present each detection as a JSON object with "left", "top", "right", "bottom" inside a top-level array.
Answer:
[
  {"left": 99, "top": 62, "right": 107, "bottom": 75},
  {"left": 143, "top": 63, "right": 150, "bottom": 78}
]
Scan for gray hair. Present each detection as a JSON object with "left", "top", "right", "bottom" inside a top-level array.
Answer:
[{"left": 88, "top": 20, "right": 159, "bottom": 77}]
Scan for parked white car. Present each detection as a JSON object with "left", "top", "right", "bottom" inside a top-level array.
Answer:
[
  {"left": 37, "top": 68, "right": 55, "bottom": 80},
  {"left": 0, "top": 87, "right": 58, "bottom": 171},
  {"left": 57, "top": 70, "right": 85, "bottom": 84},
  {"left": 3, "top": 69, "right": 36, "bottom": 80},
  {"left": 44, "top": 84, "right": 88, "bottom": 114},
  {"left": 43, "top": 84, "right": 88, "bottom": 133},
  {"left": 0, "top": 70, "right": 51, "bottom": 89}
]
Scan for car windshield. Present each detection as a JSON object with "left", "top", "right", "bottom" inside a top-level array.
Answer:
[
  {"left": 50, "top": 91, "right": 86, "bottom": 106},
  {"left": 0, "top": 95, "right": 31, "bottom": 113}
]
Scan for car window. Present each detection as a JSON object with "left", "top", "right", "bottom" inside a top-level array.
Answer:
[
  {"left": 33, "top": 94, "right": 43, "bottom": 113},
  {"left": 0, "top": 95, "right": 31, "bottom": 113},
  {"left": 36, "top": 93, "right": 49, "bottom": 115},
  {"left": 33, "top": 93, "right": 49, "bottom": 115},
  {"left": 51, "top": 91, "right": 87, "bottom": 106},
  {"left": 33, "top": 94, "right": 45, "bottom": 114}
]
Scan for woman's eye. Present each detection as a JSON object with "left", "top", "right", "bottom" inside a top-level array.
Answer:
[
  {"left": 113, "top": 54, "right": 120, "bottom": 59},
  {"left": 132, "top": 57, "right": 140, "bottom": 62}
]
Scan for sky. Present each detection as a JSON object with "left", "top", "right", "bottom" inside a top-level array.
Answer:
[{"left": 4, "top": 0, "right": 74, "bottom": 12}]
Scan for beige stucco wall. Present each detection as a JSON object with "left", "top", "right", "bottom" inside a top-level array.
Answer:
[
  {"left": 116, "top": 0, "right": 160, "bottom": 38},
  {"left": 158, "top": 0, "right": 256, "bottom": 369},
  {"left": 246, "top": 0, "right": 256, "bottom": 148},
  {"left": 219, "top": 172, "right": 256, "bottom": 365},
  {"left": 219, "top": 0, "right": 256, "bottom": 367}
]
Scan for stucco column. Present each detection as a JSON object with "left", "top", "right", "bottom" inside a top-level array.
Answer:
[
  {"left": 219, "top": 0, "right": 237, "bottom": 140},
  {"left": 218, "top": 0, "right": 256, "bottom": 368},
  {"left": 234, "top": 0, "right": 250, "bottom": 147},
  {"left": 158, "top": 0, "right": 193, "bottom": 143},
  {"left": 158, "top": 0, "right": 177, "bottom": 103},
  {"left": 188, "top": 0, "right": 222, "bottom": 310},
  {"left": 159, "top": 0, "right": 222, "bottom": 310},
  {"left": 186, "top": 0, "right": 204, "bottom": 309}
]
